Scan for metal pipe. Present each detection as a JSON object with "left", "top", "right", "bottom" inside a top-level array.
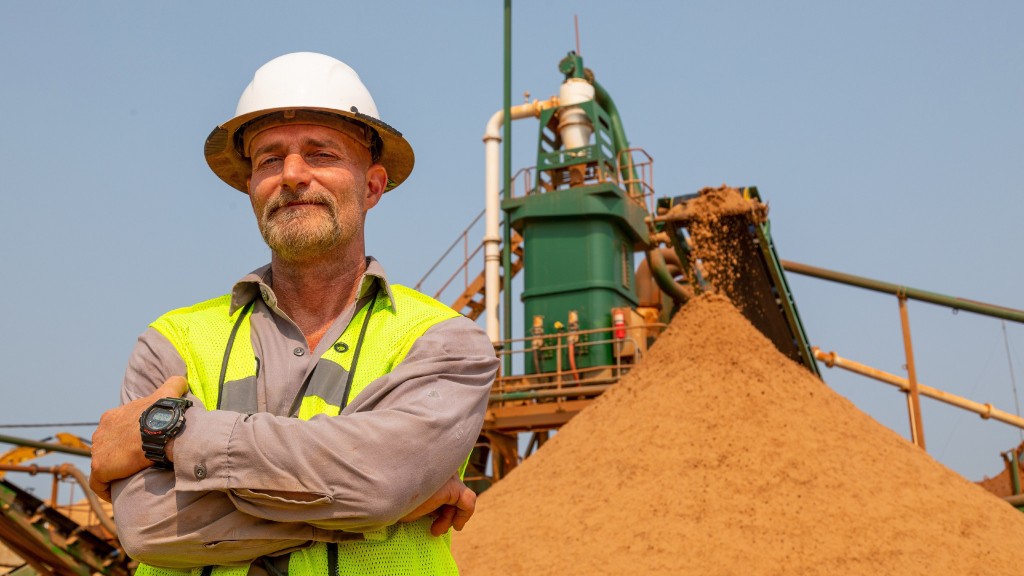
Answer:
[
  {"left": 591, "top": 79, "right": 642, "bottom": 194},
  {"left": 502, "top": 0, "right": 513, "bottom": 375},
  {"left": 813, "top": 347, "right": 1024, "bottom": 430},
  {"left": 491, "top": 384, "right": 611, "bottom": 402},
  {"left": 0, "top": 433, "right": 91, "bottom": 458},
  {"left": 51, "top": 470, "right": 59, "bottom": 507},
  {"left": 591, "top": 80, "right": 628, "bottom": 160},
  {"left": 483, "top": 96, "right": 560, "bottom": 344},
  {"left": 1003, "top": 493, "right": 1024, "bottom": 507},
  {"left": 898, "top": 296, "right": 926, "bottom": 449},
  {"left": 781, "top": 260, "right": 1024, "bottom": 324},
  {"left": 1011, "top": 449, "right": 1022, "bottom": 495},
  {"left": 0, "top": 463, "right": 53, "bottom": 474},
  {"left": 646, "top": 246, "right": 693, "bottom": 304},
  {"left": 0, "top": 463, "right": 118, "bottom": 538}
]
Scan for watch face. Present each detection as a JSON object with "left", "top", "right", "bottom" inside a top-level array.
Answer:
[{"left": 145, "top": 408, "right": 175, "bottom": 431}]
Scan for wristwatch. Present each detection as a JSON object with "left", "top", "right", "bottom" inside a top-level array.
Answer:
[{"left": 139, "top": 397, "right": 192, "bottom": 470}]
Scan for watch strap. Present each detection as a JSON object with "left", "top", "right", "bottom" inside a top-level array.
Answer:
[{"left": 142, "top": 433, "right": 173, "bottom": 469}]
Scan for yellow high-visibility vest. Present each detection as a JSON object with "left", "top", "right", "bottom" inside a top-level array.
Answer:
[{"left": 136, "top": 284, "right": 463, "bottom": 576}]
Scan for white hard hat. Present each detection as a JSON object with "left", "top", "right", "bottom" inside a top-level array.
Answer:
[{"left": 204, "top": 52, "right": 414, "bottom": 193}]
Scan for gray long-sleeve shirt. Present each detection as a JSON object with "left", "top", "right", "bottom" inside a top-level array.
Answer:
[{"left": 112, "top": 259, "right": 498, "bottom": 568}]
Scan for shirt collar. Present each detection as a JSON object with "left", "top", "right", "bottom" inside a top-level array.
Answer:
[{"left": 229, "top": 256, "right": 397, "bottom": 315}]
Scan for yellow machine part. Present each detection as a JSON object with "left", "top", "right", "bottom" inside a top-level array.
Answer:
[{"left": 0, "top": 433, "right": 90, "bottom": 478}]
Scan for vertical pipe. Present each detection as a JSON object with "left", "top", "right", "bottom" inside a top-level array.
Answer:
[
  {"left": 483, "top": 100, "right": 558, "bottom": 344},
  {"left": 1002, "top": 321, "right": 1023, "bottom": 442},
  {"left": 1012, "top": 449, "right": 1022, "bottom": 496},
  {"left": 501, "top": 0, "right": 513, "bottom": 375},
  {"left": 484, "top": 118, "right": 502, "bottom": 343},
  {"left": 899, "top": 295, "right": 927, "bottom": 449},
  {"left": 556, "top": 334, "right": 563, "bottom": 391}
]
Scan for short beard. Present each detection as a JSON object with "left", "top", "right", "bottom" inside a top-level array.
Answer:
[{"left": 258, "top": 190, "right": 342, "bottom": 260}]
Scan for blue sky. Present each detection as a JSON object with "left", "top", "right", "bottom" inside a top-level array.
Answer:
[{"left": 1, "top": 1, "right": 1022, "bottom": 492}]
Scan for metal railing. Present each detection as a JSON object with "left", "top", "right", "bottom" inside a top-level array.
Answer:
[
  {"left": 783, "top": 259, "right": 1024, "bottom": 449},
  {"left": 490, "top": 322, "right": 664, "bottom": 402},
  {"left": 617, "top": 147, "right": 656, "bottom": 214},
  {"left": 415, "top": 169, "right": 535, "bottom": 304},
  {"left": 510, "top": 166, "right": 536, "bottom": 198},
  {"left": 413, "top": 209, "right": 485, "bottom": 299}
]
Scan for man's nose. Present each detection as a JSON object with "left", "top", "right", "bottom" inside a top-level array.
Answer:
[{"left": 281, "top": 153, "right": 312, "bottom": 190}]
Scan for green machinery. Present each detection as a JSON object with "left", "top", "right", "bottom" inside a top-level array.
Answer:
[
  {"left": 499, "top": 52, "right": 816, "bottom": 382},
  {"left": 461, "top": 52, "right": 823, "bottom": 488},
  {"left": 502, "top": 53, "right": 650, "bottom": 377}
]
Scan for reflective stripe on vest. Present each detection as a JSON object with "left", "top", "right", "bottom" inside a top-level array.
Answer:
[{"left": 137, "top": 284, "right": 463, "bottom": 576}]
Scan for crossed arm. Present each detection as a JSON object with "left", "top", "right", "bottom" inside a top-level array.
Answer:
[{"left": 90, "top": 317, "right": 497, "bottom": 568}]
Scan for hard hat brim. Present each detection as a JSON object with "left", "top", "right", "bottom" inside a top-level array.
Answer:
[{"left": 204, "top": 106, "right": 415, "bottom": 194}]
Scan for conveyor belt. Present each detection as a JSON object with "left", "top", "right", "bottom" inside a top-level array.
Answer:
[
  {"left": 0, "top": 479, "right": 128, "bottom": 576},
  {"left": 665, "top": 187, "right": 819, "bottom": 376}
]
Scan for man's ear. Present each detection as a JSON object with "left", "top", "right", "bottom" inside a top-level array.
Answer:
[
  {"left": 364, "top": 164, "right": 387, "bottom": 210},
  {"left": 246, "top": 177, "right": 258, "bottom": 210}
]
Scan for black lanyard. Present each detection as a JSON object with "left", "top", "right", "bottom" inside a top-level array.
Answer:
[
  {"left": 335, "top": 284, "right": 380, "bottom": 411},
  {"left": 217, "top": 285, "right": 381, "bottom": 414}
]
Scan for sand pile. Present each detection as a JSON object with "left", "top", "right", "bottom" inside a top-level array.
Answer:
[{"left": 453, "top": 295, "right": 1024, "bottom": 575}]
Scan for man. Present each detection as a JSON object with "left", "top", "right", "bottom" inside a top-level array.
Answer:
[{"left": 90, "top": 52, "right": 498, "bottom": 576}]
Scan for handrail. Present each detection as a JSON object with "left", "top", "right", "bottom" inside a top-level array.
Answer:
[
  {"left": 785, "top": 259, "right": 1024, "bottom": 449},
  {"left": 616, "top": 147, "right": 655, "bottom": 213},
  {"left": 414, "top": 209, "right": 485, "bottom": 291},
  {"left": 433, "top": 242, "right": 486, "bottom": 300},
  {"left": 416, "top": 167, "right": 536, "bottom": 301},
  {"left": 781, "top": 260, "right": 1024, "bottom": 324},
  {"left": 490, "top": 322, "right": 664, "bottom": 397},
  {"left": 511, "top": 167, "right": 535, "bottom": 198},
  {"left": 813, "top": 347, "right": 1024, "bottom": 430}
]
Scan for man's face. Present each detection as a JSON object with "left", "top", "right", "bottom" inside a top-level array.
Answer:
[{"left": 246, "top": 123, "right": 386, "bottom": 261}]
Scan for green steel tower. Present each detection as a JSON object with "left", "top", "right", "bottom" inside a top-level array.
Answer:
[{"left": 503, "top": 53, "right": 650, "bottom": 377}]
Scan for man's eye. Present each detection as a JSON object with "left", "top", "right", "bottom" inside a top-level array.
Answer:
[{"left": 256, "top": 157, "right": 281, "bottom": 169}]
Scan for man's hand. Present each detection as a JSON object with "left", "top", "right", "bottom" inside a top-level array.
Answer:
[
  {"left": 90, "top": 376, "right": 189, "bottom": 502},
  {"left": 399, "top": 475, "right": 476, "bottom": 537}
]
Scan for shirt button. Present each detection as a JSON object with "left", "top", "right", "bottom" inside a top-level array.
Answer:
[
  {"left": 293, "top": 347, "right": 305, "bottom": 357},
  {"left": 194, "top": 464, "right": 208, "bottom": 480}
]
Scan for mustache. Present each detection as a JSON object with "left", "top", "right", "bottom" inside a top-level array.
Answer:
[{"left": 263, "top": 190, "right": 337, "bottom": 219}]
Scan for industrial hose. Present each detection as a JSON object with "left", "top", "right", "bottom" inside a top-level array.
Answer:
[
  {"left": 568, "top": 339, "right": 580, "bottom": 384},
  {"left": 645, "top": 247, "right": 694, "bottom": 304},
  {"left": 58, "top": 464, "right": 119, "bottom": 539}
]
